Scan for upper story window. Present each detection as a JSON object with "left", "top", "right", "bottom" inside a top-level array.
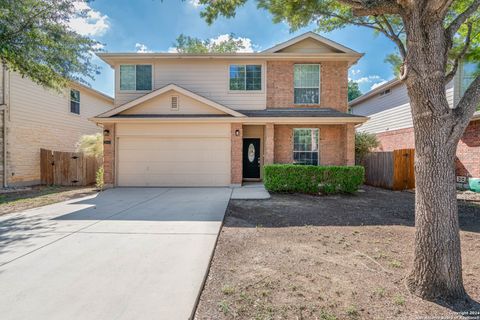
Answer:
[
  {"left": 120, "top": 64, "right": 152, "bottom": 91},
  {"left": 294, "top": 64, "right": 320, "bottom": 104},
  {"left": 460, "top": 61, "right": 479, "bottom": 96},
  {"left": 379, "top": 88, "right": 391, "bottom": 97},
  {"left": 229, "top": 65, "right": 262, "bottom": 91},
  {"left": 70, "top": 89, "right": 80, "bottom": 114}
]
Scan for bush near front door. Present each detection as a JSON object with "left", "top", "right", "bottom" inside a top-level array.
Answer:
[{"left": 264, "top": 164, "right": 364, "bottom": 194}]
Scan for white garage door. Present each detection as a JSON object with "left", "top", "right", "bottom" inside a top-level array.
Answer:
[{"left": 116, "top": 123, "right": 231, "bottom": 187}]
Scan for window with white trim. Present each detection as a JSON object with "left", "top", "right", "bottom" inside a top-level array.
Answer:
[
  {"left": 293, "top": 128, "right": 319, "bottom": 165},
  {"left": 460, "top": 61, "right": 479, "bottom": 97},
  {"left": 229, "top": 65, "right": 261, "bottom": 91},
  {"left": 294, "top": 64, "right": 320, "bottom": 104},
  {"left": 70, "top": 89, "right": 80, "bottom": 114},
  {"left": 120, "top": 64, "right": 152, "bottom": 91}
]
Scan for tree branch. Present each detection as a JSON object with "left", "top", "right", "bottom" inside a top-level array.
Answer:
[
  {"left": 446, "top": 0, "right": 480, "bottom": 40},
  {"left": 445, "top": 22, "right": 473, "bottom": 83},
  {"left": 337, "top": 0, "right": 403, "bottom": 15},
  {"left": 449, "top": 74, "right": 480, "bottom": 144},
  {"left": 379, "top": 15, "right": 407, "bottom": 58}
]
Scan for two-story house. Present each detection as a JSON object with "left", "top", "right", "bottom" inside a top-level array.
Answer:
[
  {"left": 350, "top": 61, "right": 480, "bottom": 185},
  {"left": 0, "top": 67, "right": 113, "bottom": 187},
  {"left": 92, "top": 32, "right": 367, "bottom": 187}
]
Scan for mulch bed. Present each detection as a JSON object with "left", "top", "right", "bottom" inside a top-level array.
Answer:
[{"left": 195, "top": 186, "right": 480, "bottom": 320}]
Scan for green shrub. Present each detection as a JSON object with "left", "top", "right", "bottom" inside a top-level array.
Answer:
[
  {"left": 96, "top": 166, "right": 104, "bottom": 190},
  {"left": 263, "top": 164, "right": 364, "bottom": 194},
  {"left": 355, "top": 132, "right": 379, "bottom": 164}
]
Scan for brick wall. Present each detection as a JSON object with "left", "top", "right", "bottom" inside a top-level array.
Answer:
[
  {"left": 456, "top": 120, "right": 480, "bottom": 178},
  {"left": 373, "top": 123, "right": 480, "bottom": 178},
  {"left": 374, "top": 127, "right": 415, "bottom": 152},
  {"left": 231, "top": 123, "right": 243, "bottom": 185},
  {"left": 103, "top": 123, "right": 115, "bottom": 187},
  {"left": 266, "top": 61, "right": 348, "bottom": 112},
  {"left": 274, "top": 124, "right": 352, "bottom": 165}
]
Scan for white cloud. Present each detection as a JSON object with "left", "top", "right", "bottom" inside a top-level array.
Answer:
[
  {"left": 352, "top": 75, "right": 383, "bottom": 84},
  {"left": 189, "top": 0, "right": 201, "bottom": 7},
  {"left": 371, "top": 80, "right": 389, "bottom": 90},
  {"left": 349, "top": 69, "right": 361, "bottom": 76},
  {"left": 135, "top": 43, "right": 152, "bottom": 53},
  {"left": 68, "top": 2, "right": 110, "bottom": 37},
  {"left": 209, "top": 34, "right": 254, "bottom": 53}
]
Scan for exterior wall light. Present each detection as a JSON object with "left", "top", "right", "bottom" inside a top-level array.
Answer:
[
  {"left": 235, "top": 129, "right": 240, "bottom": 136},
  {"left": 103, "top": 129, "right": 110, "bottom": 136}
]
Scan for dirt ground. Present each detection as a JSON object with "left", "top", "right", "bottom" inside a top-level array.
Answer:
[
  {"left": 0, "top": 186, "right": 97, "bottom": 215},
  {"left": 195, "top": 186, "right": 480, "bottom": 320}
]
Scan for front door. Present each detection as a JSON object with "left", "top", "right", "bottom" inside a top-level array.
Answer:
[{"left": 243, "top": 138, "right": 261, "bottom": 179}]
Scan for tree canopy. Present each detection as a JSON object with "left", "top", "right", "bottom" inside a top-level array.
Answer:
[
  {"left": 348, "top": 80, "right": 362, "bottom": 101},
  {"left": 172, "top": 33, "right": 246, "bottom": 53},
  {"left": 0, "top": 0, "right": 101, "bottom": 90}
]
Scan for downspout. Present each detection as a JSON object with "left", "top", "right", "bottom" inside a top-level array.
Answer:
[{"left": 1, "top": 63, "right": 7, "bottom": 188}]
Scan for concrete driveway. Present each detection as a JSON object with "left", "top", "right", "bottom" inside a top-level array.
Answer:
[{"left": 0, "top": 187, "right": 231, "bottom": 320}]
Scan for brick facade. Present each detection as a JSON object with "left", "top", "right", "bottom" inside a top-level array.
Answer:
[
  {"left": 274, "top": 124, "right": 354, "bottom": 165},
  {"left": 264, "top": 123, "right": 274, "bottom": 165},
  {"left": 373, "top": 122, "right": 480, "bottom": 178},
  {"left": 266, "top": 61, "right": 348, "bottom": 112},
  {"left": 231, "top": 123, "right": 243, "bottom": 185},
  {"left": 103, "top": 123, "right": 115, "bottom": 188},
  {"left": 456, "top": 120, "right": 480, "bottom": 178},
  {"left": 374, "top": 127, "right": 415, "bottom": 152}
]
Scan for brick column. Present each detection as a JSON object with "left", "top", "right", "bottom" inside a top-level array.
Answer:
[
  {"left": 344, "top": 123, "right": 355, "bottom": 165},
  {"left": 231, "top": 123, "right": 243, "bottom": 185},
  {"left": 103, "top": 123, "right": 115, "bottom": 188},
  {"left": 264, "top": 123, "right": 275, "bottom": 164}
]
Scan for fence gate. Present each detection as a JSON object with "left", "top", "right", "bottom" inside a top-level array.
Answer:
[
  {"left": 363, "top": 148, "right": 415, "bottom": 190},
  {"left": 40, "top": 149, "right": 99, "bottom": 186}
]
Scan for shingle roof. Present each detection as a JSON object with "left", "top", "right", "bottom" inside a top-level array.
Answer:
[{"left": 236, "top": 108, "right": 365, "bottom": 118}]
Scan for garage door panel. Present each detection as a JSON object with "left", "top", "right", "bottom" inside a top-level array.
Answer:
[
  {"left": 118, "top": 161, "right": 230, "bottom": 175},
  {"left": 116, "top": 125, "right": 231, "bottom": 187}
]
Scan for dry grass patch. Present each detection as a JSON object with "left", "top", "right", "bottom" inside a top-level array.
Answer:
[{"left": 195, "top": 187, "right": 480, "bottom": 320}]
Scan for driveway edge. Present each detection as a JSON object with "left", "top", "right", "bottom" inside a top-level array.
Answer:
[{"left": 189, "top": 197, "right": 230, "bottom": 320}]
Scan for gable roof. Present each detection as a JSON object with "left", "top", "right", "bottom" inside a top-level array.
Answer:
[
  {"left": 70, "top": 81, "right": 113, "bottom": 103},
  {"left": 96, "top": 84, "right": 246, "bottom": 118},
  {"left": 263, "top": 32, "right": 359, "bottom": 54}
]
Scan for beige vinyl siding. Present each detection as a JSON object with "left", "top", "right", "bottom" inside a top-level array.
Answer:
[
  {"left": 276, "top": 38, "right": 341, "bottom": 54},
  {"left": 120, "top": 90, "right": 225, "bottom": 115},
  {"left": 352, "top": 81, "right": 455, "bottom": 134},
  {"left": 7, "top": 73, "right": 113, "bottom": 185},
  {"left": 114, "top": 59, "right": 266, "bottom": 110},
  {"left": 116, "top": 123, "right": 231, "bottom": 187}
]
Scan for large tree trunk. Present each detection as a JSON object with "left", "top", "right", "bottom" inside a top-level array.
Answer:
[
  {"left": 405, "top": 87, "right": 466, "bottom": 305},
  {"left": 402, "top": 12, "right": 468, "bottom": 306}
]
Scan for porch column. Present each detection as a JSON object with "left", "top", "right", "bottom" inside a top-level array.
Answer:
[
  {"left": 103, "top": 123, "right": 115, "bottom": 188},
  {"left": 231, "top": 123, "right": 243, "bottom": 185},
  {"left": 344, "top": 123, "right": 355, "bottom": 165},
  {"left": 264, "top": 123, "right": 275, "bottom": 164}
]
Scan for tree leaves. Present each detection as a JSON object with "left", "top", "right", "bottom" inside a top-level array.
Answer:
[{"left": 0, "top": 0, "right": 100, "bottom": 90}]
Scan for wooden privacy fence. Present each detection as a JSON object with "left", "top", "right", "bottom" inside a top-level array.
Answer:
[
  {"left": 40, "top": 149, "right": 100, "bottom": 186},
  {"left": 362, "top": 149, "right": 415, "bottom": 190}
]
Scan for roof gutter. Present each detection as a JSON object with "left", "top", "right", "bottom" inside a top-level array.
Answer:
[{"left": 89, "top": 116, "right": 368, "bottom": 125}]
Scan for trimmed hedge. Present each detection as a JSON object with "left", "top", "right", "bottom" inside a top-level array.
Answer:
[{"left": 264, "top": 164, "right": 365, "bottom": 194}]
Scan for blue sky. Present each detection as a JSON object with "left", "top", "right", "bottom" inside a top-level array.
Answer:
[{"left": 75, "top": 0, "right": 398, "bottom": 97}]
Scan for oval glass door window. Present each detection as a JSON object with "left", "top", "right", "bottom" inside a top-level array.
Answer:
[{"left": 248, "top": 143, "right": 255, "bottom": 162}]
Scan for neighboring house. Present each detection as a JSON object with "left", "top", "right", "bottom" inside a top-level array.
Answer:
[
  {"left": 91, "top": 32, "right": 367, "bottom": 187},
  {"left": 350, "top": 61, "right": 480, "bottom": 183},
  {"left": 0, "top": 67, "right": 114, "bottom": 187}
]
